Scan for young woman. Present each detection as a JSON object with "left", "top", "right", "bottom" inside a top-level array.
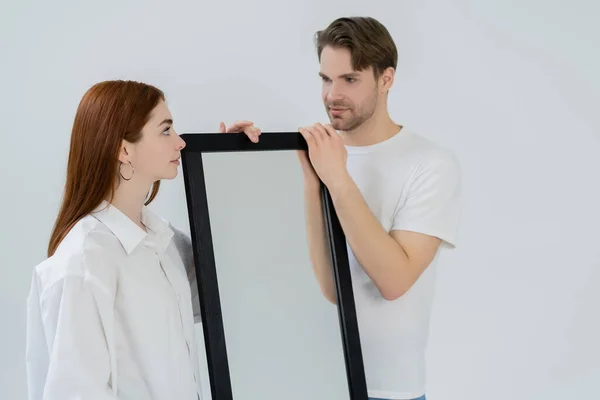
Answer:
[{"left": 25, "top": 80, "right": 260, "bottom": 400}]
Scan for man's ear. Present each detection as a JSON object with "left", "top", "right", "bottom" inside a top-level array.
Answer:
[{"left": 381, "top": 67, "right": 395, "bottom": 92}]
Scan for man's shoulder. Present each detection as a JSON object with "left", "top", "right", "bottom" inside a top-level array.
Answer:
[
  {"left": 402, "top": 130, "right": 457, "bottom": 157},
  {"left": 401, "top": 131, "right": 460, "bottom": 173}
]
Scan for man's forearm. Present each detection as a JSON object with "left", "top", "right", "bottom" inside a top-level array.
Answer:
[
  {"left": 303, "top": 184, "right": 337, "bottom": 304},
  {"left": 328, "top": 174, "right": 411, "bottom": 300}
]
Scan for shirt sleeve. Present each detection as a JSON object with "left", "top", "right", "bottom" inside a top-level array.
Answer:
[
  {"left": 31, "top": 254, "right": 119, "bottom": 399},
  {"left": 391, "top": 149, "right": 462, "bottom": 248},
  {"left": 170, "top": 225, "right": 202, "bottom": 324}
]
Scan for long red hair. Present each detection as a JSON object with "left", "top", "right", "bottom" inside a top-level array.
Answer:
[{"left": 48, "top": 80, "right": 165, "bottom": 256}]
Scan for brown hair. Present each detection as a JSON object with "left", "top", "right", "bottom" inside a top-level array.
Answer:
[
  {"left": 48, "top": 80, "right": 165, "bottom": 256},
  {"left": 315, "top": 16, "right": 398, "bottom": 78}
]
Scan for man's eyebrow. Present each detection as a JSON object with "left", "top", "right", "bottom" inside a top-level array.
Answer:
[{"left": 319, "top": 72, "right": 359, "bottom": 79}]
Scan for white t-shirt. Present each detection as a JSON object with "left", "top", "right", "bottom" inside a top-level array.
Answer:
[{"left": 344, "top": 128, "right": 462, "bottom": 400}]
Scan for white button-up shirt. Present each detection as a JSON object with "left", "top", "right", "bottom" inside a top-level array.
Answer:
[{"left": 25, "top": 202, "right": 202, "bottom": 400}]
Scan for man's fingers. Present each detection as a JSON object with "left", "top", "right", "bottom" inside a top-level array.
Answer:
[
  {"left": 298, "top": 127, "right": 310, "bottom": 141},
  {"left": 312, "top": 123, "right": 334, "bottom": 142},
  {"left": 299, "top": 127, "right": 316, "bottom": 148},
  {"left": 226, "top": 120, "right": 255, "bottom": 132},
  {"left": 308, "top": 125, "right": 326, "bottom": 146},
  {"left": 219, "top": 122, "right": 226, "bottom": 133},
  {"left": 311, "top": 123, "right": 325, "bottom": 138},
  {"left": 243, "top": 125, "right": 261, "bottom": 142},
  {"left": 246, "top": 126, "right": 261, "bottom": 137},
  {"left": 323, "top": 123, "right": 339, "bottom": 139}
]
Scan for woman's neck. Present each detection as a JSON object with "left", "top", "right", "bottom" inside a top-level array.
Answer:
[{"left": 110, "top": 181, "right": 152, "bottom": 232}]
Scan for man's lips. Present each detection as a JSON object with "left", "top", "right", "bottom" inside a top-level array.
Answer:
[{"left": 329, "top": 107, "right": 349, "bottom": 116}]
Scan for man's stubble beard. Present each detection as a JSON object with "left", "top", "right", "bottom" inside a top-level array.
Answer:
[{"left": 327, "top": 87, "right": 379, "bottom": 133}]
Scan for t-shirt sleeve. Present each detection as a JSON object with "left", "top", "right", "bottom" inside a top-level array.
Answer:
[{"left": 391, "top": 149, "right": 462, "bottom": 248}]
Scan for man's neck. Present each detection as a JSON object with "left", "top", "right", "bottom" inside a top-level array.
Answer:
[{"left": 339, "top": 109, "right": 402, "bottom": 147}]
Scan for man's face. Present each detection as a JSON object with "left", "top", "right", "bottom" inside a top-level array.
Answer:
[{"left": 319, "top": 46, "right": 379, "bottom": 131}]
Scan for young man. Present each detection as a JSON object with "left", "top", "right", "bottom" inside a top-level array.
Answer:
[{"left": 297, "top": 17, "right": 462, "bottom": 400}]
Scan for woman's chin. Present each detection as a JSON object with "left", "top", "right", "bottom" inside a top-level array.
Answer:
[
  {"left": 164, "top": 171, "right": 178, "bottom": 180},
  {"left": 156, "top": 170, "right": 178, "bottom": 181}
]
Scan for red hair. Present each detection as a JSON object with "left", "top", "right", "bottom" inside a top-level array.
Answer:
[{"left": 48, "top": 80, "right": 165, "bottom": 256}]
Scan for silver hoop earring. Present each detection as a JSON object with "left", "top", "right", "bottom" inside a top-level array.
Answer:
[{"left": 119, "top": 161, "right": 134, "bottom": 181}]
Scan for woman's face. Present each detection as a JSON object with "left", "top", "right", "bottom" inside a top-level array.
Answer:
[{"left": 121, "top": 100, "right": 186, "bottom": 183}]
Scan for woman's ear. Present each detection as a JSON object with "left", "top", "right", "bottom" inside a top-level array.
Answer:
[{"left": 118, "top": 140, "right": 130, "bottom": 164}]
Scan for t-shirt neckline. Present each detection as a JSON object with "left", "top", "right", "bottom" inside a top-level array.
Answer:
[{"left": 344, "top": 126, "right": 411, "bottom": 154}]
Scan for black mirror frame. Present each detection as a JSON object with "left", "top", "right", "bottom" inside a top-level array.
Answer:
[{"left": 180, "top": 132, "right": 367, "bottom": 400}]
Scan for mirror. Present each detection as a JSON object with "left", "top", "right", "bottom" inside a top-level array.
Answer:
[
  {"left": 205, "top": 150, "right": 347, "bottom": 399},
  {"left": 180, "top": 133, "right": 367, "bottom": 400}
]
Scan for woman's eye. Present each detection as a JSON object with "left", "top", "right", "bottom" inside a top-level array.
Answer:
[{"left": 162, "top": 126, "right": 171, "bottom": 135}]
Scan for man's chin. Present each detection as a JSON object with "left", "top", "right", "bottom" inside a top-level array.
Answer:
[
  {"left": 328, "top": 116, "right": 345, "bottom": 130},
  {"left": 327, "top": 122, "right": 339, "bottom": 131},
  {"left": 330, "top": 119, "right": 356, "bottom": 132}
]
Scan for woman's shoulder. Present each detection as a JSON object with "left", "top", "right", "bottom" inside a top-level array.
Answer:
[
  {"left": 33, "top": 215, "right": 121, "bottom": 296},
  {"left": 60, "top": 213, "right": 124, "bottom": 257}
]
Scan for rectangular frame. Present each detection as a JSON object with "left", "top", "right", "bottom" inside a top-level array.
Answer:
[{"left": 180, "top": 132, "right": 367, "bottom": 400}]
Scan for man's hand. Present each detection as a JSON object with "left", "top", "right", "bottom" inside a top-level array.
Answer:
[
  {"left": 219, "top": 120, "right": 261, "bottom": 143},
  {"left": 298, "top": 123, "right": 349, "bottom": 192},
  {"left": 296, "top": 150, "right": 321, "bottom": 191}
]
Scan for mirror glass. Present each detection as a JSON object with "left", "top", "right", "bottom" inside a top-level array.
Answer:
[{"left": 196, "top": 149, "right": 350, "bottom": 400}]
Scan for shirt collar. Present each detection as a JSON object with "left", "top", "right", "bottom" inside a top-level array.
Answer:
[{"left": 92, "top": 201, "right": 174, "bottom": 255}]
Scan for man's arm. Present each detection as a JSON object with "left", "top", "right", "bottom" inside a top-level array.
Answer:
[
  {"left": 295, "top": 149, "right": 338, "bottom": 303},
  {"left": 328, "top": 177, "right": 442, "bottom": 300},
  {"left": 299, "top": 123, "right": 461, "bottom": 301}
]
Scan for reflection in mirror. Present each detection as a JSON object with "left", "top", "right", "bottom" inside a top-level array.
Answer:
[{"left": 197, "top": 150, "right": 350, "bottom": 400}]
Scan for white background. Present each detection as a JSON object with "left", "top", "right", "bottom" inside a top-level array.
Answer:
[{"left": 1, "top": 0, "right": 599, "bottom": 399}]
